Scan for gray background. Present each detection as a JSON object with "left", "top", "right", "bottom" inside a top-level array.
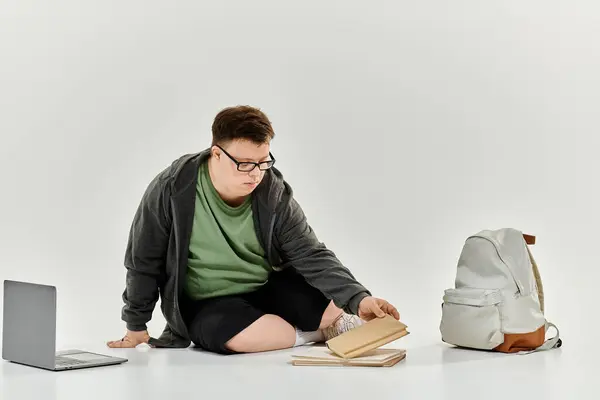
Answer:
[{"left": 1, "top": 0, "right": 597, "bottom": 351}]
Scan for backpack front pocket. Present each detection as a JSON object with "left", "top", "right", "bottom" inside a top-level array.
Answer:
[{"left": 440, "top": 288, "right": 504, "bottom": 350}]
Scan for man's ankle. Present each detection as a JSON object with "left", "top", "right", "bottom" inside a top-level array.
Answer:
[{"left": 294, "top": 329, "right": 325, "bottom": 347}]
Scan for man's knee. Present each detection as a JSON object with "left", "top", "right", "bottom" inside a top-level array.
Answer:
[
  {"left": 224, "top": 333, "right": 249, "bottom": 353},
  {"left": 187, "top": 311, "right": 234, "bottom": 354}
]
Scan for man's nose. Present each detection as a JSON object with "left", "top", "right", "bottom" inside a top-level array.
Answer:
[{"left": 248, "top": 166, "right": 261, "bottom": 179}]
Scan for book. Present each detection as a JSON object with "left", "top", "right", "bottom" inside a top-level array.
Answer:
[
  {"left": 325, "top": 314, "right": 409, "bottom": 359},
  {"left": 291, "top": 346, "right": 406, "bottom": 367}
]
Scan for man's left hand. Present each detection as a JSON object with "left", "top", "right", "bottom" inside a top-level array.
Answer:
[{"left": 358, "top": 296, "right": 400, "bottom": 321}]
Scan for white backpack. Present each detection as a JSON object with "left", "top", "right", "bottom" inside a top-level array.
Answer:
[{"left": 440, "top": 228, "right": 561, "bottom": 354}]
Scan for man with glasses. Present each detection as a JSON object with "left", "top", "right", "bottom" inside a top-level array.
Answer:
[{"left": 107, "top": 105, "right": 400, "bottom": 355}]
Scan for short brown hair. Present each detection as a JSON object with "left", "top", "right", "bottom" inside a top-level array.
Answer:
[{"left": 211, "top": 105, "right": 275, "bottom": 146}]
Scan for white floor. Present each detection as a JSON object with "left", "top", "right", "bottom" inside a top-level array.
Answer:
[{"left": 1, "top": 335, "right": 596, "bottom": 400}]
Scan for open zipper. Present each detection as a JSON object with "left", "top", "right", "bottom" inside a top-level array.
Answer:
[{"left": 468, "top": 234, "right": 526, "bottom": 295}]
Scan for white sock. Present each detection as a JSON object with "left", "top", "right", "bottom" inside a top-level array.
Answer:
[{"left": 294, "top": 329, "right": 325, "bottom": 347}]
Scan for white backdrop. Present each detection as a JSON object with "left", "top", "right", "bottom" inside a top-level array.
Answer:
[{"left": 1, "top": 0, "right": 598, "bottom": 351}]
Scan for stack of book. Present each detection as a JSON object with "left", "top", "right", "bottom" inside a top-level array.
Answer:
[{"left": 291, "top": 314, "right": 409, "bottom": 367}]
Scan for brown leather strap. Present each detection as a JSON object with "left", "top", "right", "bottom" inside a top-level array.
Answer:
[{"left": 523, "top": 234, "right": 536, "bottom": 245}]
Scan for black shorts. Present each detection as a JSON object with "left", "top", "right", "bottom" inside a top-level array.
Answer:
[{"left": 180, "top": 267, "right": 331, "bottom": 355}]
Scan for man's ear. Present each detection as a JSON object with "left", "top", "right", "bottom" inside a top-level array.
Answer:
[{"left": 210, "top": 145, "right": 221, "bottom": 160}]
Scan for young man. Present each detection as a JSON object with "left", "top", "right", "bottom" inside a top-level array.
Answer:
[{"left": 107, "top": 106, "right": 399, "bottom": 354}]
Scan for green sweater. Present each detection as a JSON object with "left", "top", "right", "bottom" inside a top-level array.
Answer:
[{"left": 184, "top": 161, "right": 271, "bottom": 300}]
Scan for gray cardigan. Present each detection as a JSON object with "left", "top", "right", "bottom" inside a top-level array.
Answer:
[{"left": 120, "top": 148, "right": 370, "bottom": 348}]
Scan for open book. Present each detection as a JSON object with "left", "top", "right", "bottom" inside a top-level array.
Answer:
[
  {"left": 326, "top": 314, "right": 409, "bottom": 359},
  {"left": 291, "top": 346, "right": 406, "bottom": 367},
  {"left": 291, "top": 315, "right": 409, "bottom": 367}
]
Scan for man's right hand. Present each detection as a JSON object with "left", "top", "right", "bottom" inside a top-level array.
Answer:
[{"left": 107, "top": 329, "right": 151, "bottom": 348}]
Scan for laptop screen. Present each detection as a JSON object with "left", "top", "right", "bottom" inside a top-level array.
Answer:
[{"left": 2, "top": 280, "right": 58, "bottom": 369}]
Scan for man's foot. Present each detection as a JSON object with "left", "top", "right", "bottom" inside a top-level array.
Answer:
[{"left": 322, "top": 313, "right": 365, "bottom": 341}]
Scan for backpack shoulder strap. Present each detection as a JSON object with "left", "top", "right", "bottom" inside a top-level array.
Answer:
[
  {"left": 521, "top": 233, "right": 562, "bottom": 353},
  {"left": 517, "top": 322, "right": 562, "bottom": 354},
  {"left": 525, "top": 243, "right": 545, "bottom": 314}
]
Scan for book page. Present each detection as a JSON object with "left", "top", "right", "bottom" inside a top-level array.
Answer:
[{"left": 293, "top": 346, "right": 404, "bottom": 362}]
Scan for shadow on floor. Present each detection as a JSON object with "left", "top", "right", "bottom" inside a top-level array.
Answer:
[{"left": 402, "top": 343, "right": 509, "bottom": 367}]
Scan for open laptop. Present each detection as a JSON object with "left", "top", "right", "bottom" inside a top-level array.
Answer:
[{"left": 2, "top": 280, "right": 128, "bottom": 371}]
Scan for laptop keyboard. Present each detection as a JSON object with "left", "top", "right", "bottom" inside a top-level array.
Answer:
[{"left": 55, "top": 356, "right": 88, "bottom": 367}]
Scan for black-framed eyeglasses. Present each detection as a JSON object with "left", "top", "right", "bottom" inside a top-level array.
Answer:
[{"left": 216, "top": 145, "right": 276, "bottom": 172}]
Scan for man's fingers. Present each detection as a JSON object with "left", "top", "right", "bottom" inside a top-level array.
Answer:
[
  {"left": 376, "top": 300, "right": 400, "bottom": 320},
  {"left": 371, "top": 303, "right": 386, "bottom": 318},
  {"left": 383, "top": 303, "right": 400, "bottom": 320},
  {"left": 107, "top": 338, "right": 134, "bottom": 348}
]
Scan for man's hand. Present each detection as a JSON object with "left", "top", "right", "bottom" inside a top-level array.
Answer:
[
  {"left": 358, "top": 296, "right": 400, "bottom": 321},
  {"left": 107, "top": 329, "right": 151, "bottom": 348}
]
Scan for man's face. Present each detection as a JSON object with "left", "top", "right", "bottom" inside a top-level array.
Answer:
[{"left": 212, "top": 139, "right": 273, "bottom": 197}]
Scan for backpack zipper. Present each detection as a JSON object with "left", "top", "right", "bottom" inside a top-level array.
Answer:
[{"left": 468, "top": 234, "right": 526, "bottom": 295}]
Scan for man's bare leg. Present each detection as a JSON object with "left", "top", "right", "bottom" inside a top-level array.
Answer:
[
  {"left": 224, "top": 301, "right": 358, "bottom": 353},
  {"left": 225, "top": 314, "right": 296, "bottom": 353},
  {"left": 318, "top": 300, "right": 344, "bottom": 329}
]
